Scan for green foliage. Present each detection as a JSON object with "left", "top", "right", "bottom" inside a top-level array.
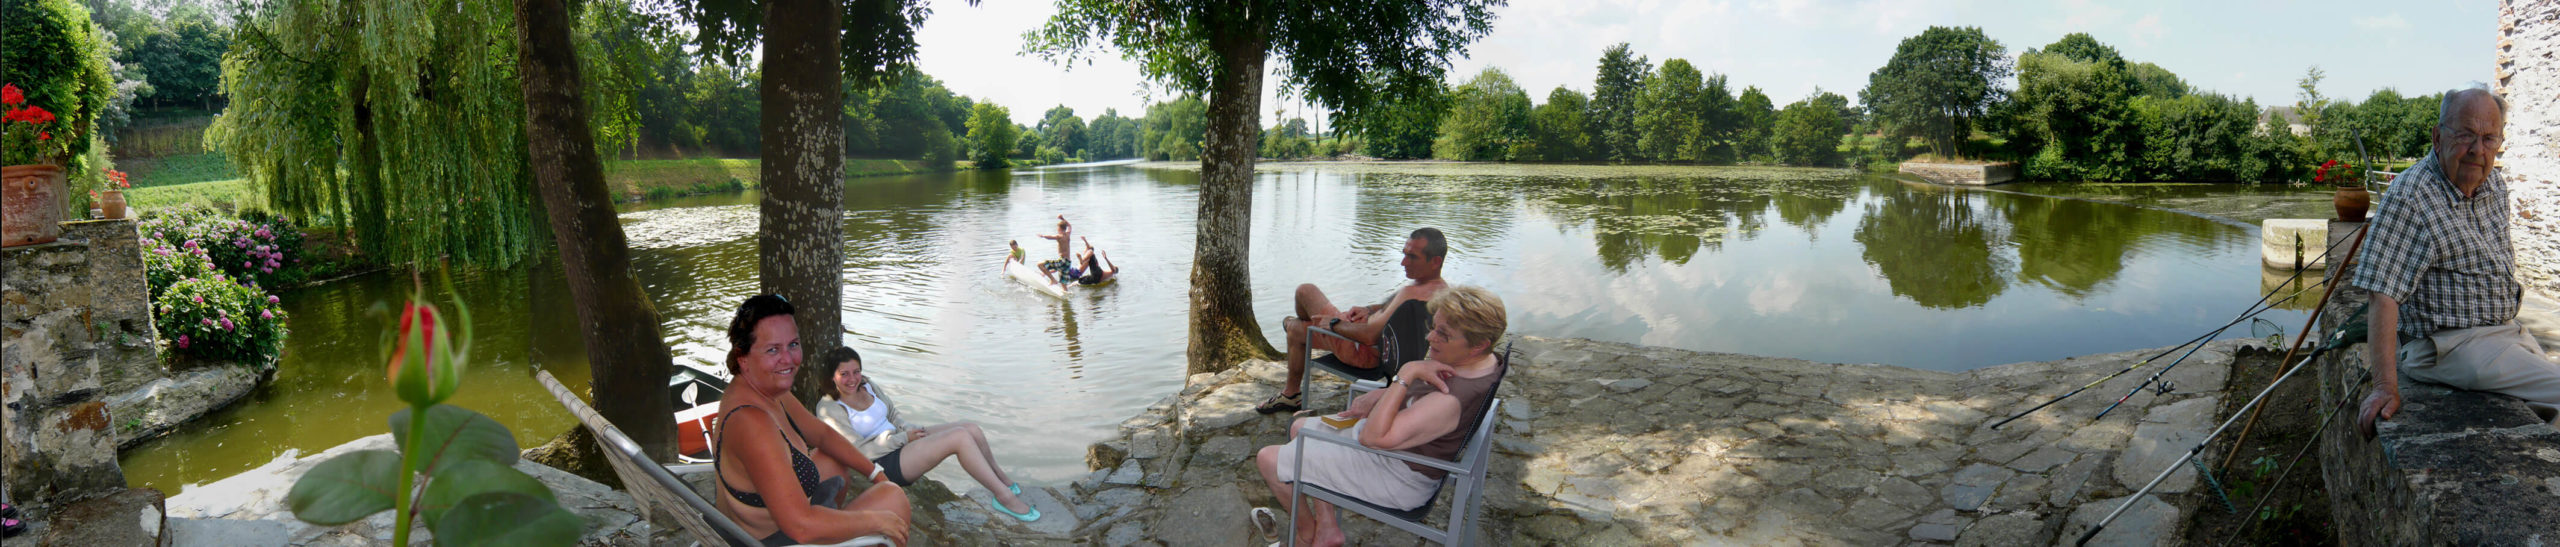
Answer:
[
  {"left": 100, "top": 0, "right": 232, "bottom": 111},
  {"left": 142, "top": 204, "right": 308, "bottom": 289},
  {"left": 1631, "top": 59, "right": 1740, "bottom": 163},
  {"left": 1589, "top": 43, "right": 1649, "bottom": 162},
  {"left": 207, "top": 0, "right": 537, "bottom": 267},
  {"left": 1027, "top": 0, "right": 1502, "bottom": 145},
  {"left": 680, "top": 0, "right": 932, "bottom": 90},
  {"left": 1087, "top": 108, "right": 1141, "bottom": 160},
  {"left": 2010, "top": 34, "right": 2139, "bottom": 181},
  {"left": 1734, "top": 86, "right": 1776, "bottom": 163},
  {"left": 2131, "top": 93, "right": 2304, "bottom": 182},
  {"left": 1, "top": 0, "right": 115, "bottom": 169},
  {"left": 1341, "top": 82, "right": 1448, "bottom": 160},
  {"left": 1142, "top": 95, "right": 1208, "bottom": 161},
  {"left": 155, "top": 275, "right": 289, "bottom": 366},
  {"left": 1036, "top": 145, "right": 1067, "bottom": 164},
  {"left": 1860, "top": 26, "right": 2011, "bottom": 158},
  {"left": 1433, "top": 67, "right": 1533, "bottom": 161},
  {"left": 1039, "top": 105, "right": 1088, "bottom": 159},
  {"left": 966, "top": 102, "right": 1018, "bottom": 168},
  {"left": 2131, "top": 62, "right": 2189, "bottom": 99},
  {"left": 1527, "top": 86, "right": 1591, "bottom": 161},
  {"left": 1773, "top": 96, "right": 1846, "bottom": 167},
  {"left": 1260, "top": 117, "right": 1313, "bottom": 159},
  {"left": 843, "top": 70, "right": 973, "bottom": 160}
]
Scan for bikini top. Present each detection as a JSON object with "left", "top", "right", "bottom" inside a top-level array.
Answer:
[{"left": 716, "top": 405, "right": 823, "bottom": 509}]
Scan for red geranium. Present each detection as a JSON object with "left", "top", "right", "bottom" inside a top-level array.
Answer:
[{"left": 1, "top": 84, "right": 21, "bottom": 106}]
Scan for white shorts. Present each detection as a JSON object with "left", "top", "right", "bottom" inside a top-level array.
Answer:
[
  {"left": 1273, "top": 420, "right": 1443, "bottom": 510},
  {"left": 2400, "top": 321, "right": 2560, "bottom": 426}
]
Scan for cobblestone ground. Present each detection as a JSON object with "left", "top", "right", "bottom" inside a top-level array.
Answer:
[
  {"left": 1059, "top": 336, "right": 2257, "bottom": 546},
  {"left": 154, "top": 335, "right": 2256, "bottom": 546}
]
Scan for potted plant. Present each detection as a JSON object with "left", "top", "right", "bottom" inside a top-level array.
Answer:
[
  {"left": 92, "top": 169, "right": 129, "bottom": 219},
  {"left": 2318, "top": 159, "right": 2369, "bottom": 223},
  {"left": 3, "top": 83, "right": 72, "bottom": 246}
]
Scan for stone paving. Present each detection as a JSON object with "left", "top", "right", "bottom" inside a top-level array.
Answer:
[
  {"left": 148, "top": 335, "right": 2258, "bottom": 545},
  {"left": 1058, "top": 335, "right": 2259, "bottom": 546}
]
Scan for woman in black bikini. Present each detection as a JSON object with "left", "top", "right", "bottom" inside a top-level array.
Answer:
[{"left": 713, "top": 295, "right": 911, "bottom": 546}]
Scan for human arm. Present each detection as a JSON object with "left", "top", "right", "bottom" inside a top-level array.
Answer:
[
  {"left": 1354, "top": 362, "right": 1463, "bottom": 450},
  {"left": 2358, "top": 294, "right": 2403, "bottom": 438},
  {"left": 791, "top": 399, "right": 888, "bottom": 486},
  {"left": 725, "top": 407, "right": 909, "bottom": 542}
]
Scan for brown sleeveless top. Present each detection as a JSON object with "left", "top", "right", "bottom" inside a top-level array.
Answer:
[{"left": 1401, "top": 361, "right": 1503, "bottom": 479}]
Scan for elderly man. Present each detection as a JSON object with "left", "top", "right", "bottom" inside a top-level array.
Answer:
[
  {"left": 2357, "top": 86, "right": 2560, "bottom": 436},
  {"left": 1257, "top": 228, "right": 1451, "bottom": 415}
]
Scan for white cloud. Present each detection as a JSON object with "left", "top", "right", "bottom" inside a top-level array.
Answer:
[
  {"left": 2130, "top": 13, "right": 2166, "bottom": 47},
  {"left": 2352, "top": 13, "right": 2410, "bottom": 31}
]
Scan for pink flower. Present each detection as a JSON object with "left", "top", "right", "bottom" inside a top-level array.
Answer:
[
  {"left": 220, "top": 318, "right": 234, "bottom": 331},
  {"left": 201, "top": 318, "right": 215, "bottom": 327},
  {"left": 267, "top": 295, "right": 280, "bottom": 304},
  {"left": 176, "top": 335, "right": 189, "bottom": 348},
  {"left": 260, "top": 310, "right": 273, "bottom": 319},
  {"left": 191, "top": 295, "right": 204, "bottom": 304}
]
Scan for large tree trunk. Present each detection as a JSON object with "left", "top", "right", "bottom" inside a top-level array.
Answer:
[
  {"left": 1187, "top": 18, "right": 1281, "bottom": 377},
  {"left": 760, "top": 0, "right": 846, "bottom": 405},
  {"left": 510, "top": 0, "right": 678, "bottom": 461}
]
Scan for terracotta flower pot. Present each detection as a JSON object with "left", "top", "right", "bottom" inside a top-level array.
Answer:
[
  {"left": 99, "top": 189, "right": 127, "bottom": 219},
  {"left": 2334, "top": 184, "right": 2370, "bottom": 223},
  {"left": 3, "top": 164, "right": 65, "bottom": 247}
]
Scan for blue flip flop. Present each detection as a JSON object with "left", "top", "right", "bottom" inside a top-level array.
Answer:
[{"left": 991, "top": 496, "right": 1041, "bottom": 522}]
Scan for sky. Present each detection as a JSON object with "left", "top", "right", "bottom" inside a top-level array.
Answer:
[{"left": 915, "top": 0, "right": 2503, "bottom": 128}]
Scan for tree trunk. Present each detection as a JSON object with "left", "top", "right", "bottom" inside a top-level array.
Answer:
[
  {"left": 510, "top": 0, "right": 678, "bottom": 461},
  {"left": 760, "top": 0, "right": 846, "bottom": 405},
  {"left": 1187, "top": 18, "right": 1281, "bottom": 377}
]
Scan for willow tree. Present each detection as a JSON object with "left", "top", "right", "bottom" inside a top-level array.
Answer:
[
  {"left": 680, "top": 0, "right": 941, "bottom": 403},
  {"left": 1030, "top": 0, "right": 1505, "bottom": 376},
  {"left": 206, "top": 0, "right": 538, "bottom": 267}
]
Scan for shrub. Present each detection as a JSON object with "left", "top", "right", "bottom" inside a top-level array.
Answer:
[
  {"left": 141, "top": 235, "right": 216, "bottom": 302},
  {"left": 141, "top": 205, "right": 306, "bottom": 288},
  {"left": 155, "top": 273, "right": 288, "bottom": 366}
]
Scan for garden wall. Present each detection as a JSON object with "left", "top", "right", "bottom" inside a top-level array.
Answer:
[
  {"left": 2506, "top": 0, "right": 2560, "bottom": 295},
  {"left": 3, "top": 230, "right": 130, "bottom": 507}
]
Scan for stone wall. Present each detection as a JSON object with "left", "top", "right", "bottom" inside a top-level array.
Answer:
[
  {"left": 60, "top": 220, "right": 163, "bottom": 393},
  {"left": 2505, "top": 0, "right": 2560, "bottom": 294},
  {"left": 1898, "top": 162, "right": 2018, "bottom": 186},
  {"left": 3, "top": 238, "right": 128, "bottom": 506},
  {"left": 2315, "top": 257, "right": 2560, "bottom": 544}
]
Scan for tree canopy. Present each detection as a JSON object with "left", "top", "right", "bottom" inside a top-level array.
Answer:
[
  {"left": 1860, "top": 26, "right": 2011, "bottom": 158},
  {"left": 1433, "top": 67, "right": 1531, "bottom": 161},
  {"left": 1589, "top": 42, "right": 1648, "bottom": 162}
]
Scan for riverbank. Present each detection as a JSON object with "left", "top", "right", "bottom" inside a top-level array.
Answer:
[{"left": 1050, "top": 335, "right": 2259, "bottom": 544}]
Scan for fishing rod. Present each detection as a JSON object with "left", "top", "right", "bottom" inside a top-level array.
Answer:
[
  {"left": 1990, "top": 229, "right": 2354, "bottom": 430},
  {"left": 2219, "top": 222, "right": 2371, "bottom": 472},
  {"left": 2216, "top": 367, "right": 2370, "bottom": 547},
  {"left": 2094, "top": 222, "right": 2370, "bottom": 422},
  {"left": 2075, "top": 320, "right": 2367, "bottom": 546}
]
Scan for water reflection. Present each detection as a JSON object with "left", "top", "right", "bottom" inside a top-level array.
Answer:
[
  {"left": 1855, "top": 188, "right": 2012, "bottom": 309},
  {"left": 125, "top": 163, "right": 2327, "bottom": 494}
]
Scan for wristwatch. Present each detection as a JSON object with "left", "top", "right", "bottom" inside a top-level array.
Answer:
[{"left": 1328, "top": 317, "right": 1342, "bottom": 330}]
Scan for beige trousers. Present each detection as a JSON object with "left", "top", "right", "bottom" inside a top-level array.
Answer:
[{"left": 2400, "top": 321, "right": 2560, "bottom": 428}]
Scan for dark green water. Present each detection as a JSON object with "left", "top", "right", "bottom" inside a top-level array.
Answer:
[{"left": 121, "top": 163, "right": 2329, "bottom": 493}]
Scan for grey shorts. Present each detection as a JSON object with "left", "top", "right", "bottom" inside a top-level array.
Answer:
[{"left": 1273, "top": 420, "right": 1443, "bottom": 511}]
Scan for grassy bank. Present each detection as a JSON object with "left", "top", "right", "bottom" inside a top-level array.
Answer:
[{"left": 124, "top": 157, "right": 972, "bottom": 211}]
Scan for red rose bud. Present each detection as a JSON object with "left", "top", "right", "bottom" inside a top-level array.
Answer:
[{"left": 387, "top": 301, "right": 460, "bottom": 406}]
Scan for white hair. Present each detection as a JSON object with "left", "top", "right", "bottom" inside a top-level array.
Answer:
[{"left": 2439, "top": 84, "right": 2507, "bottom": 130}]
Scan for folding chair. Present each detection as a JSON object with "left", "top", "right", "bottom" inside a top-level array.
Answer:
[
  {"left": 1304, "top": 300, "right": 1433, "bottom": 407},
  {"left": 1287, "top": 346, "right": 1511, "bottom": 546}
]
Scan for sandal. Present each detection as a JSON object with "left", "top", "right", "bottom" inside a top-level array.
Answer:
[
  {"left": 1250, "top": 506, "right": 1281, "bottom": 541},
  {"left": 990, "top": 496, "right": 1041, "bottom": 522},
  {"left": 1254, "top": 392, "right": 1303, "bottom": 415}
]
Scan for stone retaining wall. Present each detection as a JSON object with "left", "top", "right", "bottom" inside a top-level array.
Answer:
[
  {"left": 1899, "top": 162, "right": 2018, "bottom": 186},
  {"left": 2314, "top": 262, "right": 2560, "bottom": 544},
  {"left": 3, "top": 237, "right": 128, "bottom": 506},
  {"left": 59, "top": 219, "right": 162, "bottom": 394},
  {"left": 2504, "top": 0, "right": 2560, "bottom": 295}
]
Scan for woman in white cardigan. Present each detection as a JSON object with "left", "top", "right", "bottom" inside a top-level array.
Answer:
[{"left": 813, "top": 346, "right": 1041, "bottom": 522}]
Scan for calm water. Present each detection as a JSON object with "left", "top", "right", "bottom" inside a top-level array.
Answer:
[{"left": 121, "top": 163, "right": 2328, "bottom": 493}]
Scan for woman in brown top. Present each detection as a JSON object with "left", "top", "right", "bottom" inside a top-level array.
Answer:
[{"left": 1256, "top": 286, "right": 1507, "bottom": 547}]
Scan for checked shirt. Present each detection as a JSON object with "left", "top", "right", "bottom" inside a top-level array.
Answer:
[{"left": 2350, "top": 153, "right": 2521, "bottom": 340}]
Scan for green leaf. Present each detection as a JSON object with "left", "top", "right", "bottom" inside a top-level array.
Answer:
[
  {"left": 431, "top": 491, "right": 585, "bottom": 547},
  {"left": 283, "top": 449, "right": 402, "bottom": 525},
  {"left": 391, "top": 405, "right": 520, "bottom": 475},
  {"left": 418, "top": 459, "right": 554, "bottom": 530}
]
